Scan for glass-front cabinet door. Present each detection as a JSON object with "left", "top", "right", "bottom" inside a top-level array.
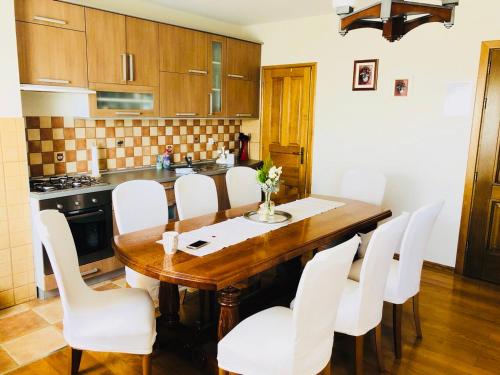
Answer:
[
  {"left": 208, "top": 35, "right": 226, "bottom": 117},
  {"left": 88, "top": 83, "right": 159, "bottom": 117}
]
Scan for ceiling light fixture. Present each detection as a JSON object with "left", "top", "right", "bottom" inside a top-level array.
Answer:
[{"left": 333, "top": 0, "right": 459, "bottom": 42}]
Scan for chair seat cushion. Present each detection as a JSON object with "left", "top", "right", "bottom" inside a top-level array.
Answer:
[
  {"left": 218, "top": 306, "right": 295, "bottom": 375},
  {"left": 64, "top": 288, "right": 156, "bottom": 355}
]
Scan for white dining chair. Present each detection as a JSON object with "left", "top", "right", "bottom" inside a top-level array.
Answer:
[
  {"left": 340, "top": 168, "right": 386, "bottom": 206},
  {"left": 175, "top": 174, "right": 218, "bottom": 220},
  {"left": 335, "top": 212, "right": 409, "bottom": 375},
  {"left": 348, "top": 201, "right": 443, "bottom": 359},
  {"left": 218, "top": 236, "right": 360, "bottom": 375},
  {"left": 113, "top": 180, "right": 169, "bottom": 299},
  {"left": 226, "top": 166, "right": 261, "bottom": 208},
  {"left": 175, "top": 174, "right": 219, "bottom": 323},
  {"left": 37, "top": 210, "right": 156, "bottom": 375}
]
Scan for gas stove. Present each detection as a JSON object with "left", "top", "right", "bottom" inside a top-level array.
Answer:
[{"left": 30, "top": 175, "right": 107, "bottom": 193}]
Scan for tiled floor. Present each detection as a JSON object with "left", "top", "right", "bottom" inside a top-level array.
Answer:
[{"left": 0, "top": 275, "right": 128, "bottom": 374}]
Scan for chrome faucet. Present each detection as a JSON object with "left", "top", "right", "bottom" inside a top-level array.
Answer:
[{"left": 185, "top": 156, "right": 193, "bottom": 167}]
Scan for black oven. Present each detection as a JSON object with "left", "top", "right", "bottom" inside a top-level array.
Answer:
[{"left": 39, "top": 190, "right": 113, "bottom": 275}]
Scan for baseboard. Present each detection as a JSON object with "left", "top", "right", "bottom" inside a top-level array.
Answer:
[{"left": 393, "top": 253, "right": 455, "bottom": 273}]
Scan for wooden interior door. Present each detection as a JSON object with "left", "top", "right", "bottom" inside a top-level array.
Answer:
[
  {"left": 126, "top": 17, "right": 159, "bottom": 87},
  {"left": 466, "top": 49, "right": 500, "bottom": 283},
  {"left": 261, "top": 64, "right": 315, "bottom": 201},
  {"left": 86, "top": 8, "right": 126, "bottom": 84}
]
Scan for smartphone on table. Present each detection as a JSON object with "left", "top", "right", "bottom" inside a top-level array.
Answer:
[{"left": 187, "top": 240, "right": 209, "bottom": 250}]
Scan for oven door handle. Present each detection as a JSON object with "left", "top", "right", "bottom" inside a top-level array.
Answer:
[{"left": 66, "top": 209, "right": 105, "bottom": 223}]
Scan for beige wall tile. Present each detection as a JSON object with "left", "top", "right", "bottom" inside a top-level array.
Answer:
[
  {"left": 0, "top": 276, "right": 13, "bottom": 292},
  {"left": 0, "top": 223, "right": 9, "bottom": 250}
]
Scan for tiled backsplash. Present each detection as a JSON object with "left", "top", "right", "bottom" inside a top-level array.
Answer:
[{"left": 25, "top": 117, "right": 242, "bottom": 177}]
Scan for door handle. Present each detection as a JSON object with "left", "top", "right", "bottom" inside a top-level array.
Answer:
[
  {"left": 209, "top": 93, "right": 214, "bottom": 115},
  {"left": 228, "top": 74, "right": 245, "bottom": 79},
  {"left": 37, "top": 78, "right": 70, "bottom": 84},
  {"left": 81, "top": 268, "right": 100, "bottom": 277},
  {"left": 188, "top": 69, "right": 208, "bottom": 75},
  {"left": 121, "top": 53, "right": 128, "bottom": 82},
  {"left": 128, "top": 54, "right": 134, "bottom": 82},
  {"left": 292, "top": 147, "right": 305, "bottom": 164},
  {"left": 33, "top": 16, "right": 67, "bottom": 25}
]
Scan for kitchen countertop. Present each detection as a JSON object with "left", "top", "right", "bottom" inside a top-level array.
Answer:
[{"left": 30, "top": 159, "right": 261, "bottom": 200}]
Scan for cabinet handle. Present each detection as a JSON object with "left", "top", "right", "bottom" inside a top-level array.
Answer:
[
  {"left": 209, "top": 93, "right": 213, "bottom": 116},
  {"left": 37, "top": 78, "right": 70, "bottom": 84},
  {"left": 121, "top": 53, "right": 128, "bottom": 82},
  {"left": 115, "top": 111, "right": 142, "bottom": 116},
  {"left": 33, "top": 16, "right": 67, "bottom": 25},
  {"left": 81, "top": 268, "right": 99, "bottom": 277},
  {"left": 175, "top": 113, "right": 198, "bottom": 116},
  {"left": 188, "top": 69, "right": 208, "bottom": 75},
  {"left": 228, "top": 74, "right": 245, "bottom": 79},
  {"left": 128, "top": 54, "right": 134, "bottom": 82},
  {"left": 236, "top": 113, "right": 252, "bottom": 117}
]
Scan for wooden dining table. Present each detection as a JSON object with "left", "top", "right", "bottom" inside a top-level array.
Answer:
[{"left": 112, "top": 195, "right": 391, "bottom": 341}]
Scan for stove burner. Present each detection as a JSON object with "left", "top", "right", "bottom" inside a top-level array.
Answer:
[{"left": 30, "top": 175, "right": 105, "bottom": 193}]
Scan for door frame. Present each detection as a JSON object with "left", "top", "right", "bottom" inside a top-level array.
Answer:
[
  {"left": 456, "top": 40, "right": 500, "bottom": 274},
  {"left": 260, "top": 62, "right": 317, "bottom": 196}
]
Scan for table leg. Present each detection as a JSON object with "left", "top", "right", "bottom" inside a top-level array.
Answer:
[
  {"left": 217, "top": 286, "right": 241, "bottom": 341},
  {"left": 159, "top": 281, "right": 180, "bottom": 327}
]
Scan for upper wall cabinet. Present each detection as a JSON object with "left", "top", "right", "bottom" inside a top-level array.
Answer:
[
  {"left": 125, "top": 17, "right": 159, "bottom": 87},
  {"left": 159, "top": 25, "right": 208, "bottom": 74},
  {"left": 14, "top": 0, "right": 85, "bottom": 32},
  {"left": 208, "top": 34, "right": 227, "bottom": 117},
  {"left": 86, "top": 9, "right": 127, "bottom": 85},
  {"left": 86, "top": 10, "right": 159, "bottom": 86},
  {"left": 226, "top": 38, "right": 261, "bottom": 82},
  {"left": 16, "top": 21, "right": 87, "bottom": 88}
]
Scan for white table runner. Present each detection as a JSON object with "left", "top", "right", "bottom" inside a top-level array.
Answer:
[{"left": 157, "top": 197, "right": 345, "bottom": 257}]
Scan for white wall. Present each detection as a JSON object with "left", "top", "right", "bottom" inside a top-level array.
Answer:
[
  {"left": 244, "top": 1, "right": 500, "bottom": 267},
  {"left": 0, "top": 0, "right": 22, "bottom": 118}
]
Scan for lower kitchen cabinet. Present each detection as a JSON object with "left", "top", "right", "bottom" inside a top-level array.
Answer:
[
  {"left": 226, "top": 78, "right": 260, "bottom": 118},
  {"left": 160, "top": 72, "right": 209, "bottom": 118}
]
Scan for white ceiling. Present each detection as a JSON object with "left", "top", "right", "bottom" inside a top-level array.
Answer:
[{"left": 147, "top": 0, "right": 337, "bottom": 25}]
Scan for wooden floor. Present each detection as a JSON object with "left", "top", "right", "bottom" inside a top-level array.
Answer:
[{"left": 8, "top": 266, "right": 500, "bottom": 375}]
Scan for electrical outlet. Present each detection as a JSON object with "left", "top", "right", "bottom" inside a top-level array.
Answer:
[
  {"left": 55, "top": 152, "right": 65, "bottom": 162},
  {"left": 116, "top": 138, "right": 125, "bottom": 147}
]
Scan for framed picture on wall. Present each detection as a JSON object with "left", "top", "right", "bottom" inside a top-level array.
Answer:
[
  {"left": 352, "top": 59, "right": 379, "bottom": 91},
  {"left": 394, "top": 79, "right": 409, "bottom": 96}
]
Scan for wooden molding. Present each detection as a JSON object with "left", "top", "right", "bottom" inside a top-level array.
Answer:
[{"left": 455, "top": 40, "right": 500, "bottom": 274}]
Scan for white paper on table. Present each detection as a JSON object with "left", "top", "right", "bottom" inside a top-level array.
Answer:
[{"left": 161, "top": 197, "right": 345, "bottom": 257}]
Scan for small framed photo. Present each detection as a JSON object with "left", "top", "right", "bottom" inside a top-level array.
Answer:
[
  {"left": 352, "top": 59, "right": 379, "bottom": 91},
  {"left": 394, "top": 79, "right": 409, "bottom": 96}
]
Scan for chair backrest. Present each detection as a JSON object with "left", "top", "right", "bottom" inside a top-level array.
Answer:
[
  {"left": 340, "top": 168, "right": 386, "bottom": 206},
  {"left": 174, "top": 174, "right": 218, "bottom": 220},
  {"left": 357, "top": 213, "right": 409, "bottom": 328},
  {"left": 36, "top": 210, "right": 93, "bottom": 317},
  {"left": 396, "top": 201, "right": 444, "bottom": 299},
  {"left": 112, "top": 180, "right": 169, "bottom": 234},
  {"left": 291, "top": 236, "right": 360, "bottom": 373},
  {"left": 226, "top": 166, "right": 261, "bottom": 208}
]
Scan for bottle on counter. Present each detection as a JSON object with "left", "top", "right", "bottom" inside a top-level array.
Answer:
[
  {"left": 162, "top": 145, "right": 173, "bottom": 169},
  {"left": 156, "top": 155, "right": 163, "bottom": 170}
]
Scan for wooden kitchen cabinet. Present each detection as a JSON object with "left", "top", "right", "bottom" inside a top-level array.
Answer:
[
  {"left": 211, "top": 174, "right": 231, "bottom": 211},
  {"left": 125, "top": 17, "right": 159, "bottom": 87},
  {"left": 15, "top": 0, "right": 85, "bottom": 32},
  {"left": 226, "top": 78, "right": 260, "bottom": 118},
  {"left": 159, "top": 24, "right": 208, "bottom": 74},
  {"left": 226, "top": 38, "right": 261, "bottom": 82},
  {"left": 16, "top": 21, "right": 87, "bottom": 87},
  {"left": 86, "top": 8, "right": 127, "bottom": 85},
  {"left": 207, "top": 34, "right": 227, "bottom": 117},
  {"left": 160, "top": 72, "right": 208, "bottom": 117}
]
